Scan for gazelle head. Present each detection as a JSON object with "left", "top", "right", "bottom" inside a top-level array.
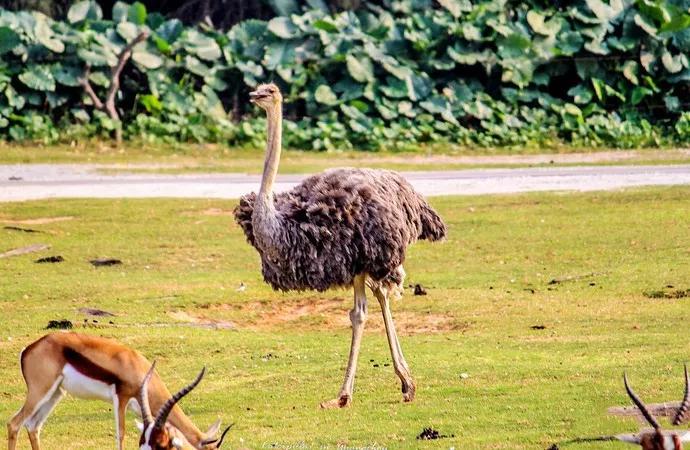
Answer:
[
  {"left": 249, "top": 83, "right": 282, "bottom": 111},
  {"left": 138, "top": 363, "right": 232, "bottom": 450},
  {"left": 615, "top": 366, "right": 690, "bottom": 450}
]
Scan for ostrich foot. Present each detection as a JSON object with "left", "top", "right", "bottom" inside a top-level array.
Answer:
[
  {"left": 402, "top": 380, "right": 416, "bottom": 402},
  {"left": 320, "top": 395, "right": 351, "bottom": 409}
]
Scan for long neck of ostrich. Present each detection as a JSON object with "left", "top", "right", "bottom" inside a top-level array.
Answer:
[{"left": 256, "top": 104, "right": 283, "bottom": 216}]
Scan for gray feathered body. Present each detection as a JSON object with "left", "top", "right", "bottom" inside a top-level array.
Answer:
[{"left": 234, "top": 168, "right": 446, "bottom": 292}]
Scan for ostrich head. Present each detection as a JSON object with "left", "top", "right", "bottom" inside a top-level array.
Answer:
[{"left": 249, "top": 83, "right": 282, "bottom": 111}]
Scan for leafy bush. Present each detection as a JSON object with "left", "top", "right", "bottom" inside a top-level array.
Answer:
[{"left": 1, "top": 0, "right": 689, "bottom": 149}]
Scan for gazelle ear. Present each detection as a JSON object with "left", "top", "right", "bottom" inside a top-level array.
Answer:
[
  {"left": 135, "top": 420, "right": 145, "bottom": 432},
  {"left": 615, "top": 433, "right": 642, "bottom": 444},
  {"left": 204, "top": 419, "right": 221, "bottom": 439}
]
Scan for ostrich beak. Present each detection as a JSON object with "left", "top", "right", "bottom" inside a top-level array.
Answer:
[{"left": 249, "top": 90, "right": 266, "bottom": 103}]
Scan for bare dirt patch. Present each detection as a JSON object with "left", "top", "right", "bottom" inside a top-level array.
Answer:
[
  {"left": 183, "top": 208, "right": 235, "bottom": 217},
  {"left": 1, "top": 216, "right": 74, "bottom": 225},
  {"left": 208, "top": 297, "right": 461, "bottom": 334},
  {"left": 168, "top": 310, "right": 235, "bottom": 330}
]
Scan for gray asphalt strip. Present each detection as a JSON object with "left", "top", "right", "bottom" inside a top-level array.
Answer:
[{"left": 1, "top": 164, "right": 689, "bottom": 202}]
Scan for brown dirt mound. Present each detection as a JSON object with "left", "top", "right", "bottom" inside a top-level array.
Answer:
[{"left": 1, "top": 216, "right": 74, "bottom": 225}]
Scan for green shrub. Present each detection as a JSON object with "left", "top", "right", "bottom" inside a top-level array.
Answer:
[{"left": 0, "top": 0, "right": 689, "bottom": 149}]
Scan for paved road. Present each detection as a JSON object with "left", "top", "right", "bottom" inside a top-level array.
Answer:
[{"left": 1, "top": 164, "right": 690, "bottom": 202}]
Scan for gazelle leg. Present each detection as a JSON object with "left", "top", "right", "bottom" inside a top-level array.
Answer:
[
  {"left": 24, "top": 384, "right": 65, "bottom": 450},
  {"left": 8, "top": 405, "right": 31, "bottom": 450},
  {"left": 373, "top": 285, "right": 416, "bottom": 402},
  {"left": 321, "top": 274, "right": 368, "bottom": 409},
  {"left": 110, "top": 389, "right": 128, "bottom": 450}
]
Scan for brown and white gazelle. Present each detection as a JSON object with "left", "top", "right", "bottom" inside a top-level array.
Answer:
[
  {"left": 614, "top": 367, "right": 690, "bottom": 449},
  {"left": 7, "top": 332, "right": 229, "bottom": 450}
]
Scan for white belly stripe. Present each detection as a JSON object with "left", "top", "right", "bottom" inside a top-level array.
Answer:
[{"left": 61, "top": 364, "right": 114, "bottom": 401}]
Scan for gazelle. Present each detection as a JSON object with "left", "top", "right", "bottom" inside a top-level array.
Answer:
[
  {"left": 7, "top": 332, "right": 230, "bottom": 450},
  {"left": 613, "top": 366, "right": 690, "bottom": 449}
]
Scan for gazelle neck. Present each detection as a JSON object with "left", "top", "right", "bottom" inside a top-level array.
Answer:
[
  {"left": 256, "top": 105, "right": 282, "bottom": 215},
  {"left": 166, "top": 405, "right": 205, "bottom": 447}
]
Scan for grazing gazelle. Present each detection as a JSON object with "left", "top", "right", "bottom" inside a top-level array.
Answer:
[
  {"left": 7, "top": 332, "right": 229, "bottom": 450},
  {"left": 138, "top": 363, "right": 232, "bottom": 450},
  {"left": 613, "top": 367, "right": 690, "bottom": 449}
]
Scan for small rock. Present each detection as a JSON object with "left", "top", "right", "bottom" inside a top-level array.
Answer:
[
  {"left": 531, "top": 325, "right": 547, "bottom": 330},
  {"left": 90, "top": 258, "right": 122, "bottom": 267},
  {"left": 46, "top": 320, "right": 73, "bottom": 330},
  {"left": 35, "top": 255, "right": 64, "bottom": 263},
  {"left": 459, "top": 372, "right": 469, "bottom": 379},
  {"left": 414, "top": 284, "right": 427, "bottom": 296}
]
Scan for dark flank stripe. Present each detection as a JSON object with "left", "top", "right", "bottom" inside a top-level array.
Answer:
[{"left": 62, "top": 347, "right": 122, "bottom": 387}]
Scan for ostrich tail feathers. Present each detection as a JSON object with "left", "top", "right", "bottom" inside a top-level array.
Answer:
[
  {"left": 419, "top": 203, "right": 446, "bottom": 241},
  {"left": 234, "top": 192, "right": 257, "bottom": 246}
]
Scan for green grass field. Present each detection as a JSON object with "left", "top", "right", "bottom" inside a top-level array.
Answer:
[
  {"left": 3, "top": 141, "right": 690, "bottom": 174},
  {"left": 1, "top": 187, "right": 689, "bottom": 449}
]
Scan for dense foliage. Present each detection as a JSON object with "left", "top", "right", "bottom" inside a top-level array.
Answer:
[{"left": 1, "top": 0, "right": 690, "bottom": 149}]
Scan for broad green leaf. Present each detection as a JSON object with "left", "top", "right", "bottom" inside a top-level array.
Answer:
[
  {"left": 267, "top": 17, "right": 298, "bottom": 39},
  {"left": 112, "top": 1, "right": 129, "bottom": 22},
  {"left": 35, "top": 19, "right": 64, "bottom": 53},
  {"left": 128, "top": 2, "right": 147, "bottom": 25},
  {"left": 140, "top": 94, "right": 162, "bottom": 113},
  {"left": 437, "top": 0, "right": 471, "bottom": 18},
  {"left": 315, "top": 84, "right": 338, "bottom": 105},
  {"left": 631, "top": 86, "right": 653, "bottom": 105},
  {"left": 586, "top": 0, "right": 624, "bottom": 22},
  {"left": 68, "top": 1, "right": 90, "bottom": 23},
  {"left": 0, "top": 26, "right": 20, "bottom": 55},
  {"left": 346, "top": 54, "right": 374, "bottom": 83},
  {"left": 661, "top": 51, "right": 683, "bottom": 73},
  {"left": 313, "top": 19, "right": 338, "bottom": 33},
  {"left": 664, "top": 95, "right": 680, "bottom": 111},
  {"left": 634, "top": 14, "right": 658, "bottom": 36},
  {"left": 67, "top": 1, "right": 102, "bottom": 23},
  {"left": 622, "top": 60, "right": 639, "bottom": 84},
  {"left": 660, "top": 14, "right": 690, "bottom": 33},
  {"left": 183, "top": 30, "right": 221, "bottom": 61},
  {"left": 157, "top": 19, "right": 183, "bottom": 43},
  {"left": 19, "top": 65, "right": 55, "bottom": 91},
  {"left": 117, "top": 22, "right": 139, "bottom": 41},
  {"left": 640, "top": 51, "right": 655, "bottom": 72},
  {"left": 567, "top": 84, "right": 593, "bottom": 104},
  {"left": 462, "top": 23, "right": 482, "bottom": 41},
  {"left": 53, "top": 65, "right": 82, "bottom": 87},
  {"left": 591, "top": 77, "right": 604, "bottom": 101},
  {"left": 5, "top": 85, "right": 25, "bottom": 110},
  {"left": 132, "top": 49, "right": 163, "bottom": 69},
  {"left": 184, "top": 55, "right": 210, "bottom": 77},
  {"left": 527, "top": 11, "right": 561, "bottom": 36}
]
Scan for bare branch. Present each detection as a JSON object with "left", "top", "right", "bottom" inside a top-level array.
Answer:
[
  {"left": 105, "top": 31, "right": 149, "bottom": 118},
  {"left": 79, "top": 65, "right": 104, "bottom": 111}
]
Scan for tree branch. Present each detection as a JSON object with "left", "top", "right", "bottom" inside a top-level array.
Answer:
[
  {"left": 79, "top": 65, "right": 104, "bottom": 110},
  {"left": 105, "top": 31, "right": 149, "bottom": 118}
]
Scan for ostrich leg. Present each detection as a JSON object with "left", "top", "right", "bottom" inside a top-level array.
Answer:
[
  {"left": 320, "top": 274, "right": 368, "bottom": 408},
  {"left": 372, "top": 285, "right": 416, "bottom": 402}
]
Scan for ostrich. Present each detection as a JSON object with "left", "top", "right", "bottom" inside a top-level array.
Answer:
[{"left": 234, "top": 83, "right": 446, "bottom": 408}]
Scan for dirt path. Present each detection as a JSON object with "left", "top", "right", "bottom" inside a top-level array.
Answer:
[{"left": 1, "top": 164, "right": 689, "bottom": 202}]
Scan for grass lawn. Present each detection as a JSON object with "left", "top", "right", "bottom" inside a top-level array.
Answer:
[
  {"left": 0, "top": 187, "right": 689, "bottom": 449},
  {"left": 2, "top": 141, "right": 690, "bottom": 173}
]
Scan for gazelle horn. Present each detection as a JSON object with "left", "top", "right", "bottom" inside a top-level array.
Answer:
[
  {"left": 140, "top": 361, "right": 157, "bottom": 430},
  {"left": 673, "top": 364, "right": 690, "bottom": 425},
  {"left": 624, "top": 372, "right": 661, "bottom": 430},
  {"left": 154, "top": 367, "right": 206, "bottom": 429}
]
